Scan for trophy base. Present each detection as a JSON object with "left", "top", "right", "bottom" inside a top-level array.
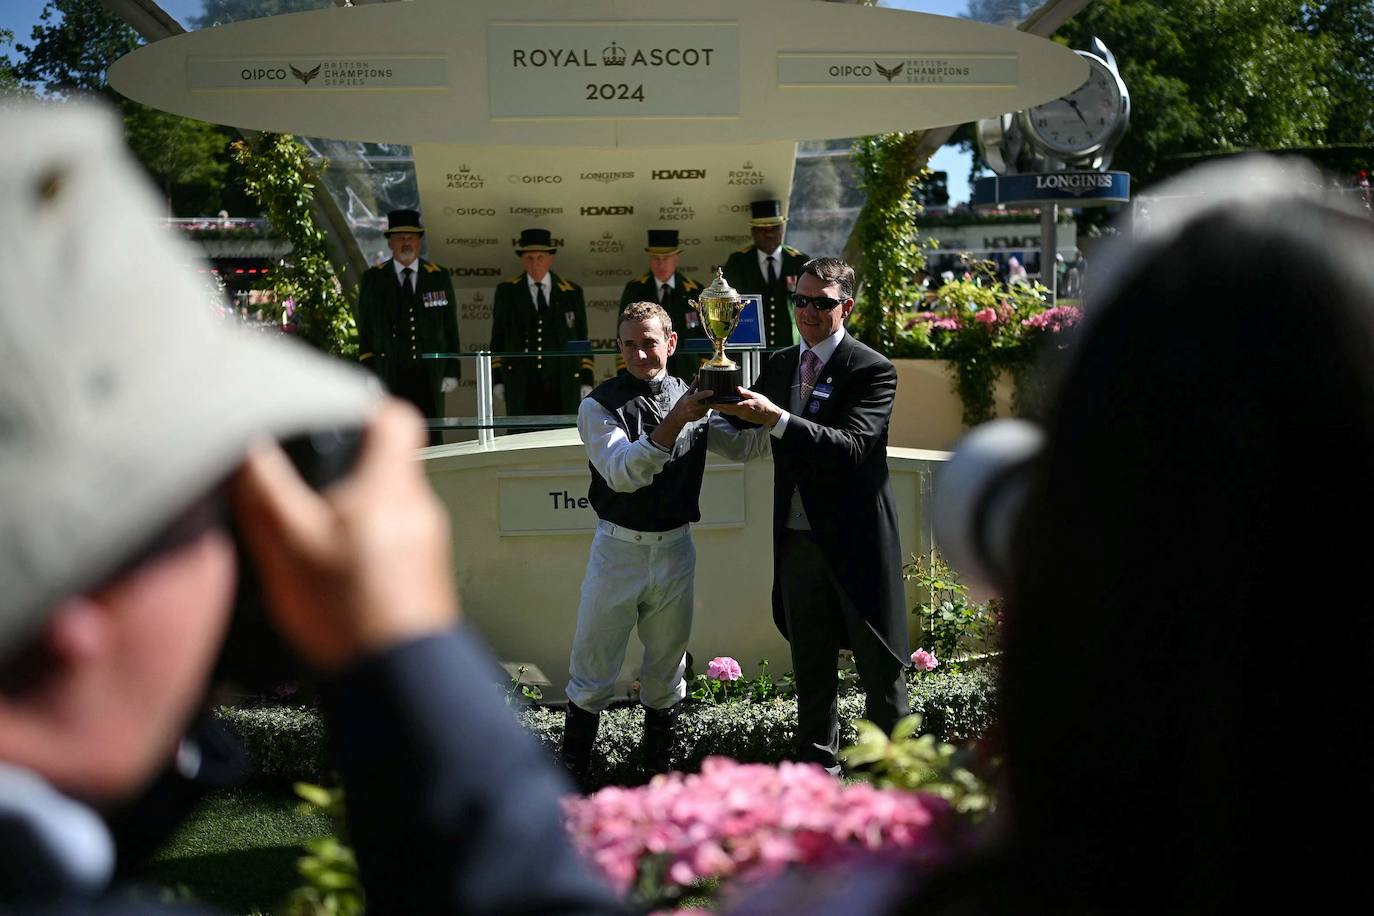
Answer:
[{"left": 697, "top": 363, "right": 745, "bottom": 404}]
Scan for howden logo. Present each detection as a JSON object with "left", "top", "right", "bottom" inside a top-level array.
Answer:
[
  {"left": 454, "top": 267, "right": 503, "bottom": 277},
  {"left": 581, "top": 205, "right": 634, "bottom": 216},
  {"left": 651, "top": 169, "right": 707, "bottom": 180}
]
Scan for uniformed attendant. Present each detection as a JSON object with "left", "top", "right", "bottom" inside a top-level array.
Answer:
[
  {"left": 490, "top": 229, "right": 593, "bottom": 417},
  {"left": 355, "top": 208, "right": 459, "bottom": 445},
  {"left": 618, "top": 229, "right": 704, "bottom": 382},
  {"left": 722, "top": 199, "right": 809, "bottom": 351}
]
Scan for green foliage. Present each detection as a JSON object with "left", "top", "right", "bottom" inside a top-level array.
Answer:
[
  {"left": 688, "top": 658, "right": 790, "bottom": 705},
  {"left": 506, "top": 664, "right": 545, "bottom": 706},
  {"left": 283, "top": 783, "right": 364, "bottom": 916},
  {"left": 1058, "top": 0, "right": 1342, "bottom": 187},
  {"left": 12, "top": 0, "right": 136, "bottom": 98},
  {"left": 851, "top": 134, "right": 929, "bottom": 351},
  {"left": 123, "top": 103, "right": 229, "bottom": 214},
  {"left": 841, "top": 715, "right": 996, "bottom": 818},
  {"left": 0, "top": 30, "right": 34, "bottom": 101},
  {"left": 905, "top": 551, "right": 1002, "bottom": 669},
  {"left": 218, "top": 703, "right": 329, "bottom": 784},
  {"left": 191, "top": 0, "right": 331, "bottom": 29},
  {"left": 232, "top": 133, "right": 357, "bottom": 357}
]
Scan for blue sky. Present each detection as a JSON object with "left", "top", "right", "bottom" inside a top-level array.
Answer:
[{"left": 2, "top": 0, "right": 978, "bottom": 202}]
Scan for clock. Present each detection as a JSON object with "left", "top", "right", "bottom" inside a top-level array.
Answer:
[{"left": 1019, "top": 38, "right": 1130, "bottom": 169}]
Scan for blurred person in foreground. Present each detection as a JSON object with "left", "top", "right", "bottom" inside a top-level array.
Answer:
[{"left": 0, "top": 102, "right": 620, "bottom": 914}]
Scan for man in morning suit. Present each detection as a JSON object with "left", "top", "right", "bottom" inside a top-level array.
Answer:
[
  {"left": 619, "top": 229, "right": 705, "bottom": 382},
  {"left": 715, "top": 257, "right": 910, "bottom": 772},
  {"left": 355, "top": 209, "right": 460, "bottom": 445},
  {"left": 722, "top": 199, "right": 808, "bottom": 351},
  {"left": 491, "top": 228, "right": 594, "bottom": 416}
]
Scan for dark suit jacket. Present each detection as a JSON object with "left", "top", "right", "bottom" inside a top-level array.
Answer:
[
  {"left": 491, "top": 271, "right": 594, "bottom": 415},
  {"left": 750, "top": 332, "right": 909, "bottom": 662},
  {"left": 355, "top": 257, "right": 460, "bottom": 399},
  {"left": 722, "top": 245, "right": 808, "bottom": 351},
  {"left": 619, "top": 271, "right": 706, "bottom": 382}
]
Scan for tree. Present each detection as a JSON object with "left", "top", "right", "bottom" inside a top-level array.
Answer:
[
  {"left": 0, "top": 29, "right": 35, "bottom": 101},
  {"left": 963, "top": 0, "right": 1041, "bottom": 26},
  {"left": 13, "top": 0, "right": 137, "bottom": 98},
  {"left": 1306, "top": 0, "right": 1374, "bottom": 146},
  {"left": 1056, "top": 0, "right": 1338, "bottom": 186},
  {"left": 191, "top": 0, "right": 328, "bottom": 30}
]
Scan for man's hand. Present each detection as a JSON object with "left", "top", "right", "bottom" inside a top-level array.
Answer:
[
  {"left": 231, "top": 401, "right": 459, "bottom": 673},
  {"left": 493, "top": 383, "right": 505, "bottom": 402},
  {"left": 649, "top": 389, "right": 713, "bottom": 450},
  {"left": 580, "top": 384, "right": 593, "bottom": 399},
  {"left": 440, "top": 377, "right": 458, "bottom": 395},
  {"left": 712, "top": 387, "right": 784, "bottom": 428}
]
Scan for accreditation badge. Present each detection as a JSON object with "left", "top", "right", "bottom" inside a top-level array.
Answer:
[{"left": 565, "top": 310, "right": 576, "bottom": 329}]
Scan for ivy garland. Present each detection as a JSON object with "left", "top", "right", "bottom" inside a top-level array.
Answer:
[
  {"left": 850, "top": 132, "right": 928, "bottom": 353},
  {"left": 231, "top": 133, "right": 357, "bottom": 359}
]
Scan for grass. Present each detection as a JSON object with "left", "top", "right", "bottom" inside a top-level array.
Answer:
[{"left": 135, "top": 786, "right": 332, "bottom": 915}]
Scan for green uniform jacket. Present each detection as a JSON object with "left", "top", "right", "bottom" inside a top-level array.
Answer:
[
  {"left": 491, "top": 271, "right": 594, "bottom": 415},
  {"left": 722, "top": 244, "right": 808, "bottom": 351},
  {"left": 356, "top": 257, "right": 460, "bottom": 398},
  {"left": 618, "top": 271, "right": 706, "bottom": 383}
]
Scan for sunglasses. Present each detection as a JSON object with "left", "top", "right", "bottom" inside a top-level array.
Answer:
[{"left": 790, "top": 293, "right": 846, "bottom": 312}]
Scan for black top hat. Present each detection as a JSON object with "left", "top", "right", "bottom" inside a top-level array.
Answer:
[
  {"left": 645, "top": 229, "right": 682, "bottom": 255},
  {"left": 515, "top": 227, "right": 557, "bottom": 254},
  {"left": 748, "top": 199, "right": 786, "bottom": 227},
  {"left": 384, "top": 208, "right": 424, "bottom": 236}
]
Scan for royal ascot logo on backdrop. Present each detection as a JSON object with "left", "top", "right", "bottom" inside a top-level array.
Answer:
[
  {"left": 651, "top": 169, "right": 707, "bottom": 181},
  {"left": 446, "top": 237, "right": 500, "bottom": 248},
  {"left": 509, "top": 41, "right": 719, "bottom": 69},
  {"left": 509, "top": 206, "right": 565, "bottom": 217},
  {"left": 580, "top": 205, "right": 635, "bottom": 216},
  {"left": 510, "top": 236, "right": 566, "bottom": 249},
  {"left": 580, "top": 171, "right": 636, "bottom": 184},
  {"left": 508, "top": 174, "right": 564, "bottom": 185},
  {"left": 728, "top": 161, "right": 766, "bottom": 187},
  {"left": 461, "top": 294, "right": 493, "bottom": 320},
  {"left": 589, "top": 232, "right": 625, "bottom": 255},
  {"left": 444, "top": 206, "right": 497, "bottom": 217},
  {"left": 446, "top": 165, "right": 486, "bottom": 190},
  {"left": 658, "top": 198, "right": 695, "bottom": 222}
]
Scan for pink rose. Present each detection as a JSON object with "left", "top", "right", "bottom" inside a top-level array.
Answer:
[
  {"left": 707, "top": 656, "right": 743, "bottom": 682},
  {"left": 910, "top": 649, "right": 939, "bottom": 672},
  {"left": 973, "top": 307, "right": 997, "bottom": 325}
]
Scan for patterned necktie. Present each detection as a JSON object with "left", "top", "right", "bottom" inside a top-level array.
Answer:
[
  {"left": 402, "top": 266, "right": 414, "bottom": 295},
  {"left": 536, "top": 282, "right": 548, "bottom": 313},
  {"left": 660, "top": 283, "right": 671, "bottom": 305},
  {"left": 766, "top": 255, "right": 778, "bottom": 287},
  {"left": 800, "top": 349, "right": 822, "bottom": 403}
]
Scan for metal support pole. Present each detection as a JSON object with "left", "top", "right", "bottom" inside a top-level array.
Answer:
[
  {"left": 475, "top": 351, "right": 495, "bottom": 447},
  {"left": 1040, "top": 202, "right": 1059, "bottom": 304}
]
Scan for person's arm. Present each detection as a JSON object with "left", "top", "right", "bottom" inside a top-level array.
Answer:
[
  {"left": 355, "top": 271, "right": 381, "bottom": 376},
  {"left": 705, "top": 411, "right": 773, "bottom": 462},
  {"left": 231, "top": 403, "right": 624, "bottom": 916},
  {"left": 577, "top": 391, "right": 709, "bottom": 492}
]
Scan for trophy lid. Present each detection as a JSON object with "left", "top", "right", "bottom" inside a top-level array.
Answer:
[{"left": 699, "top": 266, "right": 742, "bottom": 304}]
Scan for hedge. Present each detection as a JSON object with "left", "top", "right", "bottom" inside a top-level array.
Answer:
[{"left": 215, "top": 667, "right": 998, "bottom": 788}]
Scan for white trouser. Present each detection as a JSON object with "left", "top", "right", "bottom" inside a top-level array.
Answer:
[{"left": 565, "top": 520, "right": 695, "bottom": 713}]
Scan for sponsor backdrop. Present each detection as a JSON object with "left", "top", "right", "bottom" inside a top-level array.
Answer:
[{"left": 414, "top": 140, "right": 799, "bottom": 424}]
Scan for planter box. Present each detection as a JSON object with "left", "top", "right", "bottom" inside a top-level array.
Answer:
[{"left": 888, "top": 359, "right": 1014, "bottom": 452}]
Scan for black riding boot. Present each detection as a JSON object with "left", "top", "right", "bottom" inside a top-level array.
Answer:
[
  {"left": 642, "top": 702, "right": 681, "bottom": 776},
  {"left": 560, "top": 702, "right": 601, "bottom": 792}
]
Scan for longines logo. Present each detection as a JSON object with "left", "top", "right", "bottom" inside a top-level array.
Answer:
[
  {"left": 508, "top": 174, "right": 564, "bottom": 185},
  {"left": 510, "top": 44, "right": 718, "bottom": 68},
  {"left": 581, "top": 205, "right": 634, "bottom": 216},
  {"left": 237, "top": 60, "right": 397, "bottom": 87},
  {"left": 445, "top": 237, "right": 499, "bottom": 248},
  {"left": 591, "top": 268, "right": 634, "bottom": 278},
  {"left": 1033, "top": 173, "right": 1116, "bottom": 196},
  {"left": 658, "top": 198, "right": 695, "bottom": 222},
  {"left": 580, "top": 171, "right": 635, "bottom": 184},
  {"left": 589, "top": 232, "right": 625, "bottom": 255},
  {"left": 511, "top": 236, "right": 565, "bottom": 248},
  {"left": 453, "top": 267, "right": 503, "bottom": 277},
  {"left": 446, "top": 165, "right": 486, "bottom": 190},
  {"left": 728, "top": 161, "right": 766, "bottom": 187},
  {"left": 444, "top": 206, "right": 497, "bottom": 217},
  {"left": 651, "top": 169, "right": 707, "bottom": 180},
  {"left": 509, "top": 206, "right": 564, "bottom": 217}
]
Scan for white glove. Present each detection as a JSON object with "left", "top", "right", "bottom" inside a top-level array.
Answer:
[
  {"left": 440, "top": 377, "right": 458, "bottom": 394},
  {"left": 493, "top": 383, "right": 505, "bottom": 402},
  {"left": 580, "top": 384, "right": 593, "bottom": 399}
]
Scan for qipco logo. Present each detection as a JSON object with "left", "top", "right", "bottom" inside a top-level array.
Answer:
[
  {"left": 829, "top": 64, "right": 873, "bottom": 78},
  {"left": 242, "top": 67, "right": 288, "bottom": 81}
]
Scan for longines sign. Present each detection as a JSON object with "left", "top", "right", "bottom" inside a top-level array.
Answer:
[{"left": 487, "top": 23, "right": 740, "bottom": 118}]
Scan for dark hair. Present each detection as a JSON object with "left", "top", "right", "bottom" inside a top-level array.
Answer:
[
  {"left": 800, "top": 257, "right": 855, "bottom": 300},
  {"left": 617, "top": 301, "right": 673, "bottom": 336},
  {"left": 1000, "top": 196, "right": 1374, "bottom": 908}
]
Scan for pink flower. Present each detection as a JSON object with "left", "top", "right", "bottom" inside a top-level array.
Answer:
[
  {"left": 707, "top": 656, "right": 743, "bottom": 682},
  {"left": 973, "top": 307, "right": 997, "bottom": 325},
  {"left": 1021, "top": 305, "right": 1082, "bottom": 334},
  {"left": 929, "top": 317, "right": 961, "bottom": 331},
  {"left": 911, "top": 649, "right": 939, "bottom": 671}
]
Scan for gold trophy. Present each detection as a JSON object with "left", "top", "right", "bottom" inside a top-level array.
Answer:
[{"left": 689, "top": 268, "right": 747, "bottom": 404}]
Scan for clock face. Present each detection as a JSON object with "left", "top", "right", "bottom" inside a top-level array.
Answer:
[{"left": 1024, "top": 57, "right": 1124, "bottom": 157}]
